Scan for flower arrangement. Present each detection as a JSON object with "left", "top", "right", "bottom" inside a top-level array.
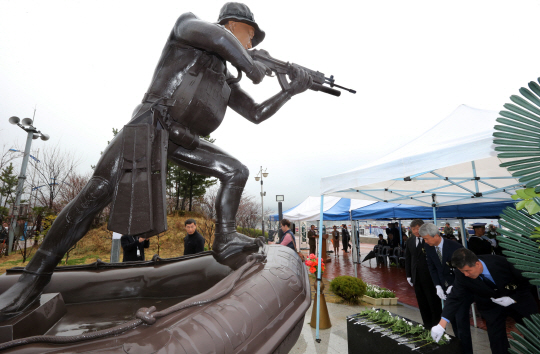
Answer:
[
  {"left": 348, "top": 308, "right": 450, "bottom": 349},
  {"left": 305, "top": 253, "right": 325, "bottom": 274},
  {"left": 365, "top": 284, "right": 396, "bottom": 299}
]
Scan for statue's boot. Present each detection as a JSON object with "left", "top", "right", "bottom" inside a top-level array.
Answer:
[
  {"left": 0, "top": 271, "right": 52, "bottom": 321},
  {"left": 212, "top": 221, "right": 265, "bottom": 269},
  {"left": 0, "top": 175, "right": 113, "bottom": 321}
]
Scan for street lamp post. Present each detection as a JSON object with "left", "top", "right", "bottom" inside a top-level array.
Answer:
[
  {"left": 254, "top": 166, "right": 268, "bottom": 239},
  {"left": 7, "top": 116, "right": 49, "bottom": 255}
]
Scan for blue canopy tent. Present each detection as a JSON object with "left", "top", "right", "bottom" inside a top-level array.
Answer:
[{"left": 351, "top": 200, "right": 516, "bottom": 220}]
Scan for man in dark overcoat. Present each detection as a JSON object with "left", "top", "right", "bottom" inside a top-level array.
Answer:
[
  {"left": 405, "top": 219, "right": 442, "bottom": 328},
  {"left": 431, "top": 248, "right": 539, "bottom": 354}
]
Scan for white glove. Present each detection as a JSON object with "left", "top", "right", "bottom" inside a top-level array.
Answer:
[
  {"left": 446, "top": 285, "right": 453, "bottom": 295},
  {"left": 491, "top": 296, "right": 515, "bottom": 307},
  {"left": 436, "top": 285, "right": 447, "bottom": 300},
  {"left": 407, "top": 277, "right": 413, "bottom": 286},
  {"left": 431, "top": 324, "right": 445, "bottom": 343}
]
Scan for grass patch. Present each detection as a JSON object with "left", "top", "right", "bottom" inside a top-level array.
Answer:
[{"left": 0, "top": 212, "right": 229, "bottom": 274}]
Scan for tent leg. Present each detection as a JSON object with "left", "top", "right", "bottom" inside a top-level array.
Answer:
[
  {"left": 471, "top": 303, "right": 477, "bottom": 328},
  {"left": 350, "top": 212, "right": 358, "bottom": 278},
  {"left": 316, "top": 195, "right": 324, "bottom": 342},
  {"left": 433, "top": 207, "right": 437, "bottom": 225},
  {"left": 460, "top": 218, "right": 468, "bottom": 249},
  {"left": 398, "top": 220, "right": 403, "bottom": 246}
]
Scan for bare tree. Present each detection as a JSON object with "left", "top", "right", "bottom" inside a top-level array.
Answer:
[
  {"left": 30, "top": 144, "right": 80, "bottom": 213},
  {"left": 0, "top": 143, "right": 17, "bottom": 172},
  {"left": 236, "top": 193, "right": 261, "bottom": 236},
  {"left": 56, "top": 172, "right": 91, "bottom": 210},
  {"left": 195, "top": 186, "right": 218, "bottom": 248}
]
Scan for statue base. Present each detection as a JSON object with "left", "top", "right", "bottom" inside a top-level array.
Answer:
[{"left": 0, "top": 293, "right": 66, "bottom": 343}]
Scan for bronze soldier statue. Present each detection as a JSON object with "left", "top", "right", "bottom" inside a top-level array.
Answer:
[{"left": 0, "top": 2, "right": 313, "bottom": 319}]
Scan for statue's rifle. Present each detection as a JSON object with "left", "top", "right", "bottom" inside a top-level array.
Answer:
[{"left": 247, "top": 49, "right": 356, "bottom": 97}]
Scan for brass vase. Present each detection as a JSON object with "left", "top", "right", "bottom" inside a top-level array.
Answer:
[{"left": 310, "top": 279, "right": 332, "bottom": 329}]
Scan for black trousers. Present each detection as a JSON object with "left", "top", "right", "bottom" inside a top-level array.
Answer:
[
  {"left": 481, "top": 294, "right": 538, "bottom": 354},
  {"left": 342, "top": 236, "right": 349, "bottom": 252},
  {"left": 309, "top": 240, "right": 316, "bottom": 255},
  {"left": 413, "top": 273, "right": 442, "bottom": 328},
  {"left": 448, "top": 294, "right": 474, "bottom": 354}
]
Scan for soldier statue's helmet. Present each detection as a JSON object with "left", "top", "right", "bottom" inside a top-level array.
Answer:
[{"left": 217, "top": 2, "right": 265, "bottom": 47}]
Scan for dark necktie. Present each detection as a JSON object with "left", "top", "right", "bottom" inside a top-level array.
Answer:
[
  {"left": 479, "top": 274, "right": 497, "bottom": 291},
  {"left": 416, "top": 238, "right": 422, "bottom": 249},
  {"left": 436, "top": 246, "right": 443, "bottom": 264}
]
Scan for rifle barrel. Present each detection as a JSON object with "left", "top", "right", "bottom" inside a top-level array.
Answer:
[{"left": 332, "top": 83, "right": 356, "bottom": 94}]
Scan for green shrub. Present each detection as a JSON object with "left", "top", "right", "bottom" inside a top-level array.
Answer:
[{"left": 329, "top": 276, "right": 367, "bottom": 304}]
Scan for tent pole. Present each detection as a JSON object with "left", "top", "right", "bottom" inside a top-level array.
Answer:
[
  {"left": 398, "top": 220, "right": 403, "bottom": 246},
  {"left": 316, "top": 194, "right": 324, "bottom": 342},
  {"left": 432, "top": 207, "right": 437, "bottom": 225},
  {"left": 350, "top": 211, "right": 358, "bottom": 278},
  {"left": 460, "top": 218, "right": 468, "bottom": 249}
]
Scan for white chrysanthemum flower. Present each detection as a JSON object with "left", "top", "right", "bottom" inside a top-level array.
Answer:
[{"left": 444, "top": 334, "right": 450, "bottom": 340}]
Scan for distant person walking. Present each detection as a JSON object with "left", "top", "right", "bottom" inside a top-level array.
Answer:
[
  {"left": 332, "top": 225, "right": 339, "bottom": 256},
  {"left": 444, "top": 223, "right": 454, "bottom": 238},
  {"left": 184, "top": 219, "right": 205, "bottom": 256},
  {"left": 307, "top": 225, "right": 317, "bottom": 255},
  {"left": 341, "top": 224, "right": 350, "bottom": 253}
]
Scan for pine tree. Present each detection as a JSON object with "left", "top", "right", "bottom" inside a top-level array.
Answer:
[
  {"left": 166, "top": 135, "right": 217, "bottom": 212},
  {"left": 0, "top": 163, "right": 18, "bottom": 208}
]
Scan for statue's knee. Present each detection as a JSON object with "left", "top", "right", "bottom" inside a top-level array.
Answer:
[
  {"left": 221, "top": 163, "right": 249, "bottom": 186},
  {"left": 232, "top": 164, "right": 249, "bottom": 185}
]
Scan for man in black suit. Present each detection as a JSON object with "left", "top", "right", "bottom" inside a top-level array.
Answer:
[
  {"left": 184, "top": 219, "right": 205, "bottom": 255},
  {"left": 420, "top": 223, "right": 473, "bottom": 354},
  {"left": 121, "top": 235, "right": 150, "bottom": 262},
  {"left": 405, "top": 219, "right": 442, "bottom": 328},
  {"left": 391, "top": 222, "right": 400, "bottom": 243},
  {"left": 387, "top": 233, "right": 400, "bottom": 250},
  {"left": 341, "top": 224, "right": 350, "bottom": 253},
  {"left": 377, "top": 234, "right": 388, "bottom": 247},
  {"left": 431, "top": 248, "right": 539, "bottom": 354}
]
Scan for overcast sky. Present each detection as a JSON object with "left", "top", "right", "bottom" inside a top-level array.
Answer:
[{"left": 1, "top": 0, "right": 539, "bottom": 213}]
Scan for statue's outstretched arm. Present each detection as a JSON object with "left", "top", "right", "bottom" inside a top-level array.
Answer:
[
  {"left": 228, "top": 83, "right": 292, "bottom": 124},
  {"left": 174, "top": 14, "right": 263, "bottom": 83},
  {"left": 228, "top": 66, "right": 313, "bottom": 124}
]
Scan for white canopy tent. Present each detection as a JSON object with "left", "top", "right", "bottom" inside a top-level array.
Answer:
[
  {"left": 320, "top": 105, "right": 523, "bottom": 207},
  {"left": 269, "top": 196, "right": 375, "bottom": 249}
]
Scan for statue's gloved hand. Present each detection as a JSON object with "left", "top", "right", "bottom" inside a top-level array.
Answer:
[
  {"left": 246, "top": 61, "right": 267, "bottom": 84},
  {"left": 169, "top": 121, "right": 199, "bottom": 150},
  {"left": 286, "top": 66, "right": 313, "bottom": 96}
]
